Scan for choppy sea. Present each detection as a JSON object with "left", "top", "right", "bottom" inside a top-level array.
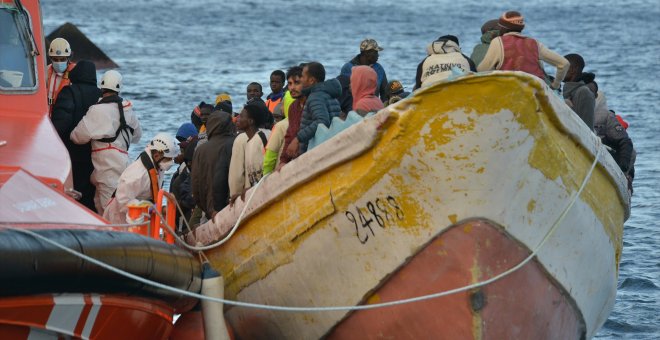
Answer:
[{"left": 42, "top": 0, "right": 659, "bottom": 337}]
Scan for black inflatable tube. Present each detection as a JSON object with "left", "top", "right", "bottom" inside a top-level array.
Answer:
[{"left": 0, "top": 229, "right": 201, "bottom": 312}]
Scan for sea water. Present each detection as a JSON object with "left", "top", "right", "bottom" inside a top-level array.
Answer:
[{"left": 42, "top": 0, "right": 659, "bottom": 337}]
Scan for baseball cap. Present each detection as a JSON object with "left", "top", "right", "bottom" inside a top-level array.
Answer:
[{"left": 360, "top": 38, "right": 384, "bottom": 52}]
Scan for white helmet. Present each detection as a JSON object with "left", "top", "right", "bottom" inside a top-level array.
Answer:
[
  {"left": 100, "top": 70, "right": 122, "bottom": 92},
  {"left": 147, "top": 132, "right": 178, "bottom": 158},
  {"left": 49, "top": 38, "right": 71, "bottom": 57}
]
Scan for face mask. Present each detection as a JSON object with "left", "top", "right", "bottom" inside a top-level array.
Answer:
[
  {"left": 159, "top": 159, "right": 174, "bottom": 172},
  {"left": 53, "top": 61, "right": 68, "bottom": 74}
]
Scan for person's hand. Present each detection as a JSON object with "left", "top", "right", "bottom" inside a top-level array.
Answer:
[
  {"left": 626, "top": 174, "right": 634, "bottom": 195},
  {"left": 286, "top": 138, "right": 300, "bottom": 158}
]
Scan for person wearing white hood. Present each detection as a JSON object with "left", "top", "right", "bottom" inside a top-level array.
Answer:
[
  {"left": 70, "top": 70, "right": 142, "bottom": 214},
  {"left": 414, "top": 35, "right": 475, "bottom": 90},
  {"left": 103, "top": 133, "right": 178, "bottom": 224}
]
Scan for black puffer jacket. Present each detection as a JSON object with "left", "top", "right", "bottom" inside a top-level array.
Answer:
[
  {"left": 297, "top": 79, "right": 342, "bottom": 151},
  {"left": 51, "top": 60, "right": 101, "bottom": 162}
]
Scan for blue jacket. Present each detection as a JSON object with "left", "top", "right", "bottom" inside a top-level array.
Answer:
[
  {"left": 340, "top": 56, "right": 389, "bottom": 101},
  {"left": 297, "top": 79, "right": 342, "bottom": 150}
]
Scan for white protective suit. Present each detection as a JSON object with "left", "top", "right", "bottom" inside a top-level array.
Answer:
[
  {"left": 70, "top": 97, "right": 141, "bottom": 214},
  {"left": 103, "top": 151, "right": 162, "bottom": 224}
]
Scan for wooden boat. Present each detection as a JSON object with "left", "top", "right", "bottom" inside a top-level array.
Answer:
[
  {"left": 0, "top": 1, "right": 200, "bottom": 338},
  {"left": 190, "top": 71, "right": 630, "bottom": 339}
]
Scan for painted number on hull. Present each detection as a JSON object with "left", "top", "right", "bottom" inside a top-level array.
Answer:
[{"left": 345, "top": 196, "right": 404, "bottom": 244}]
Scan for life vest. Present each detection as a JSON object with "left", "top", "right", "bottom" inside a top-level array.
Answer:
[
  {"left": 95, "top": 95, "right": 135, "bottom": 149},
  {"left": 420, "top": 40, "right": 471, "bottom": 87},
  {"left": 265, "top": 95, "right": 283, "bottom": 113},
  {"left": 500, "top": 35, "right": 545, "bottom": 79},
  {"left": 47, "top": 62, "right": 77, "bottom": 115},
  {"left": 139, "top": 151, "right": 161, "bottom": 202}
]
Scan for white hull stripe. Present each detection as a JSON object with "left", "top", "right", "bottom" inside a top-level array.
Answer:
[
  {"left": 81, "top": 295, "right": 102, "bottom": 339},
  {"left": 45, "top": 295, "right": 85, "bottom": 335}
]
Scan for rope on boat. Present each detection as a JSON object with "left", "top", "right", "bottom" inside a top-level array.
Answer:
[{"left": 0, "top": 146, "right": 602, "bottom": 312}]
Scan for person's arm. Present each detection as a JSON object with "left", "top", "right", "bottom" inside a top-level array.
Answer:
[
  {"left": 296, "top": 95, "right": 331, "bottom": 144},
  {"left": 537, "top": 42, "right": 569, "bottom": 89},
  {"left": 114, "top": 169, "right": 150, "bottom": 222},
  {"left": 414, "top": 59, "right": 424, "bottom": 90},
  {"left": 603, "top": 116, "right": 633, "bottom": 173},
  {"left": 178, "top": 175, "right": 196, "bottom": 210},
  {"left": 51, "top": 87, "right": 75, "bottom": 142},
  {"left": 213, "top": 140, "right": 233, "bottom": 212},
  {"left": 125, "top": 105, "right": 142, "bottom": 143},
  {"left": 228, "top": 137, "right": 245, "bottom": 197},
  {"left": 379, "top": 68, "right": 389, "bottom": 102},
  {"left": 476, "top": 37, "right": 503, "bottom": 72},
  {"left": 70, "top": 108, "right": 95, "bottom": 144},
  {"left": 463, "top": 54, "right": 477, "bottom": 72},
  {"left": 190, "top": 151, "right": 202, "bottom": 207},
  {"left": 572, "top": 88, "right": 596, "bottom": 130}
]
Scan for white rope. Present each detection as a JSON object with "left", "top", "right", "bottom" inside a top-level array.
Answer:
[
  {"left": 0, "top": 147, "right": 601, "bottom": 312},
  {"left": 0, "top": 218, "right": 148, "bottom": 228},
  {"left": 155, "top": 173, "right": 269, "bottom": 252}
]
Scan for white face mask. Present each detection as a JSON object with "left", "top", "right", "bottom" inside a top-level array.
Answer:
[{"left": 159, "top": 159, "right": 174, "bottom": 172}]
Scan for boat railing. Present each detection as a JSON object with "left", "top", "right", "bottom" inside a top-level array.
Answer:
[{"left": 126, "top": 189, "right": 175, "bottom": 244}]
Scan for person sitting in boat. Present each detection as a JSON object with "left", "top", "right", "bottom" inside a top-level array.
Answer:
[
  {"left": 229, "top": 101, "right": 271, "bottom": 204},
  {"left": 286, "top": 62, "right": 342, "bottom": 156},
  {"left": 192, "top": 111, "right": 235, "bottom": 220},
  {"left": 340, "top": 38, "right": 389, "bottom": 102},
  {"left": 47, "top": 38, "right": 76, "bottom": 115},
  {"left": 279, "top": 65, "right": 306, "bottom": 167},
  {"left": 477, "top": 11, "right": 569, "bottom": 92},
  {"left": 70, "top": 70, "right": 142, "bottom": 214},
  {"left": 265, "top": 70, "right": 286, "bottom": 114},
  {"left": 214, "top": 92, "right": 233, "bottom": 115},
  {"left": 470, "top": 19, "right": 499, "bottom": 66},
  {"left": 351, "top": 65, "right": 384, "bottom": 116},
  {"left": 562, "top": 53, "right": 595, "bottom": 130},
  {"left": 51, "top": 60, "right": 102, "bottom": 212},
  {"left": 103, "top": 133, "right": 178, "bottom": 224},
  {"left": 414, "top": 35, "right": 475, "bottom": 90}
]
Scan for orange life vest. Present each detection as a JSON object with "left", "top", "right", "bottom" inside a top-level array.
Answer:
[
  {"left": 265, "top": 96, "right": 282, "bottom": 113},
  {"left": 47, "top": 62, "right": 77, "bottom": 115},
  {"left": 500, "top": 35, "right": 545, "bottom": 80},
  {"left": 139, "top": 151, "right": 160, "bottom": 202}
]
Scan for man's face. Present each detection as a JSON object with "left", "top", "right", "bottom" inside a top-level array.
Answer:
[
  {"left": 288, "top": 75, "right": 303, "bottom": 98},
  {"left": 363, "top": 50, "right": 379, "bottom": 65},
  {"left": 270, "top": 75, "right": 284, "bottom": 94},
  {"left": 236, "top": 108, "right": 251, "bottom": 131},
  {"left": 301, "top": 67, "right": 316, "bottom": 89},
  {"left": 50, "top": 56, "right": 67, "bottom": 63},
  {"left": 247, "top": 84, "right": 263, "bottom": 101}
]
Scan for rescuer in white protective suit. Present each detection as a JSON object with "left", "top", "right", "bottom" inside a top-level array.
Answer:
[
  {"left": 103, "top": 133, "right": 178, "bottom": 224},
  {"left": 70, "top": 70, "right": 142, "bottom": 214}
]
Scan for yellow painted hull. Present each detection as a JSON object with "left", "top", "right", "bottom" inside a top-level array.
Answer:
[{"left": 189, "top": 72, "right": 629, "bottom": 339}]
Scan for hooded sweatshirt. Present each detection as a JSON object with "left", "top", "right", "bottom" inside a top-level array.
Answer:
[
  {"left": 351, "top": 66, "right": 384, "bottom": 116},
  {"left": 298, "top": 79, "right": 342, "bottom": 151},
  {"left": 563, "top": 80, "right": 595, "bottom": 130},
  {"left": 470, "top": 30, "right": 499, "bottom": 67},
  {"left": 191, "top": 111, "right": 235, "bottom": 217},
  {"left": 415, "top": 39, "right": 474, "bottom": 89}
]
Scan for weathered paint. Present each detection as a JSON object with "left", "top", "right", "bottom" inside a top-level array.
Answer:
[{"left": 191, "top": 72, "right": 629, "bottom": 339}]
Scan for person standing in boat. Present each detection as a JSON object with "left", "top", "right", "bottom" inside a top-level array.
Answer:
[
  {"left": 191, "top": 111, "right": 235, "bottom": 220},
  {"left": 279, "top": 65, "right": 306, "bottom": 167},
  {"left": 46, "top": 38, "right": 76, "bottom": 116},
  {"left": 265, "top": 70, "right": 286, "bottom": 114},
  {"left": 414, "top": 35, "right": 475, "bottom": 89},
  {"left": 70, "top": 70, "right": 142, "bottom": 214},
  {"left": 340, "top": 39, "right": 390, "bottom": 102},
  {"left": 351, "top": 65, "right": 384, "bottom": 116},
  {"left": 229, "top": 101, "right": 271, "bottom": 204},
  {"left": 286, "top": 62, "right": 342, "bottom": 156},
  {"left": 562, "top": 53, "right": 596, "bottom": 130},
  {"left": 103, "top": 133, "right": 178, "bottom": 224},
  {"left": 477, "top": 11, "right": 569, "bottom": 91},
  {"left": 470, "top": 19, "right": 500, "bottom": 67},
  {"left": 51, "top": 60, "right": 101, "bottom": 212}
]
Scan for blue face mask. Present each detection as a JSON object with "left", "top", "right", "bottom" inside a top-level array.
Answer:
[{"left": 53, "top": 61, "right": 68, "bottom": 74}]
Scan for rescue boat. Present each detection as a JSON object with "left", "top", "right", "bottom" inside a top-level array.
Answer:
[
  {"left": 189, "top": 71, "right": 630, "bottom": 338},
  {"left": 0, "top": 1, "right": 201, "bottom": 338}
]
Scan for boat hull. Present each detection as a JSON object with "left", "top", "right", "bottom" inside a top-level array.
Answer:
[{"left": 191, "top": 72, "right": 629, "bottom": 339}]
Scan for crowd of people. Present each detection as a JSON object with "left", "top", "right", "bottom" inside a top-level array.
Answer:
[{"left": 46, "top": 10, "right": 635, "bottom": 229}]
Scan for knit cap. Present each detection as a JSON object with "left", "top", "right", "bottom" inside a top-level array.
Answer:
[{"left": 498, "top": 11, "right": 525, "bottom": 32}]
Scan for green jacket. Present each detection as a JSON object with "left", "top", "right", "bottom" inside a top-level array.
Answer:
[{"left": 471, "top": 30, "right": 499, "bottom": 67}]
